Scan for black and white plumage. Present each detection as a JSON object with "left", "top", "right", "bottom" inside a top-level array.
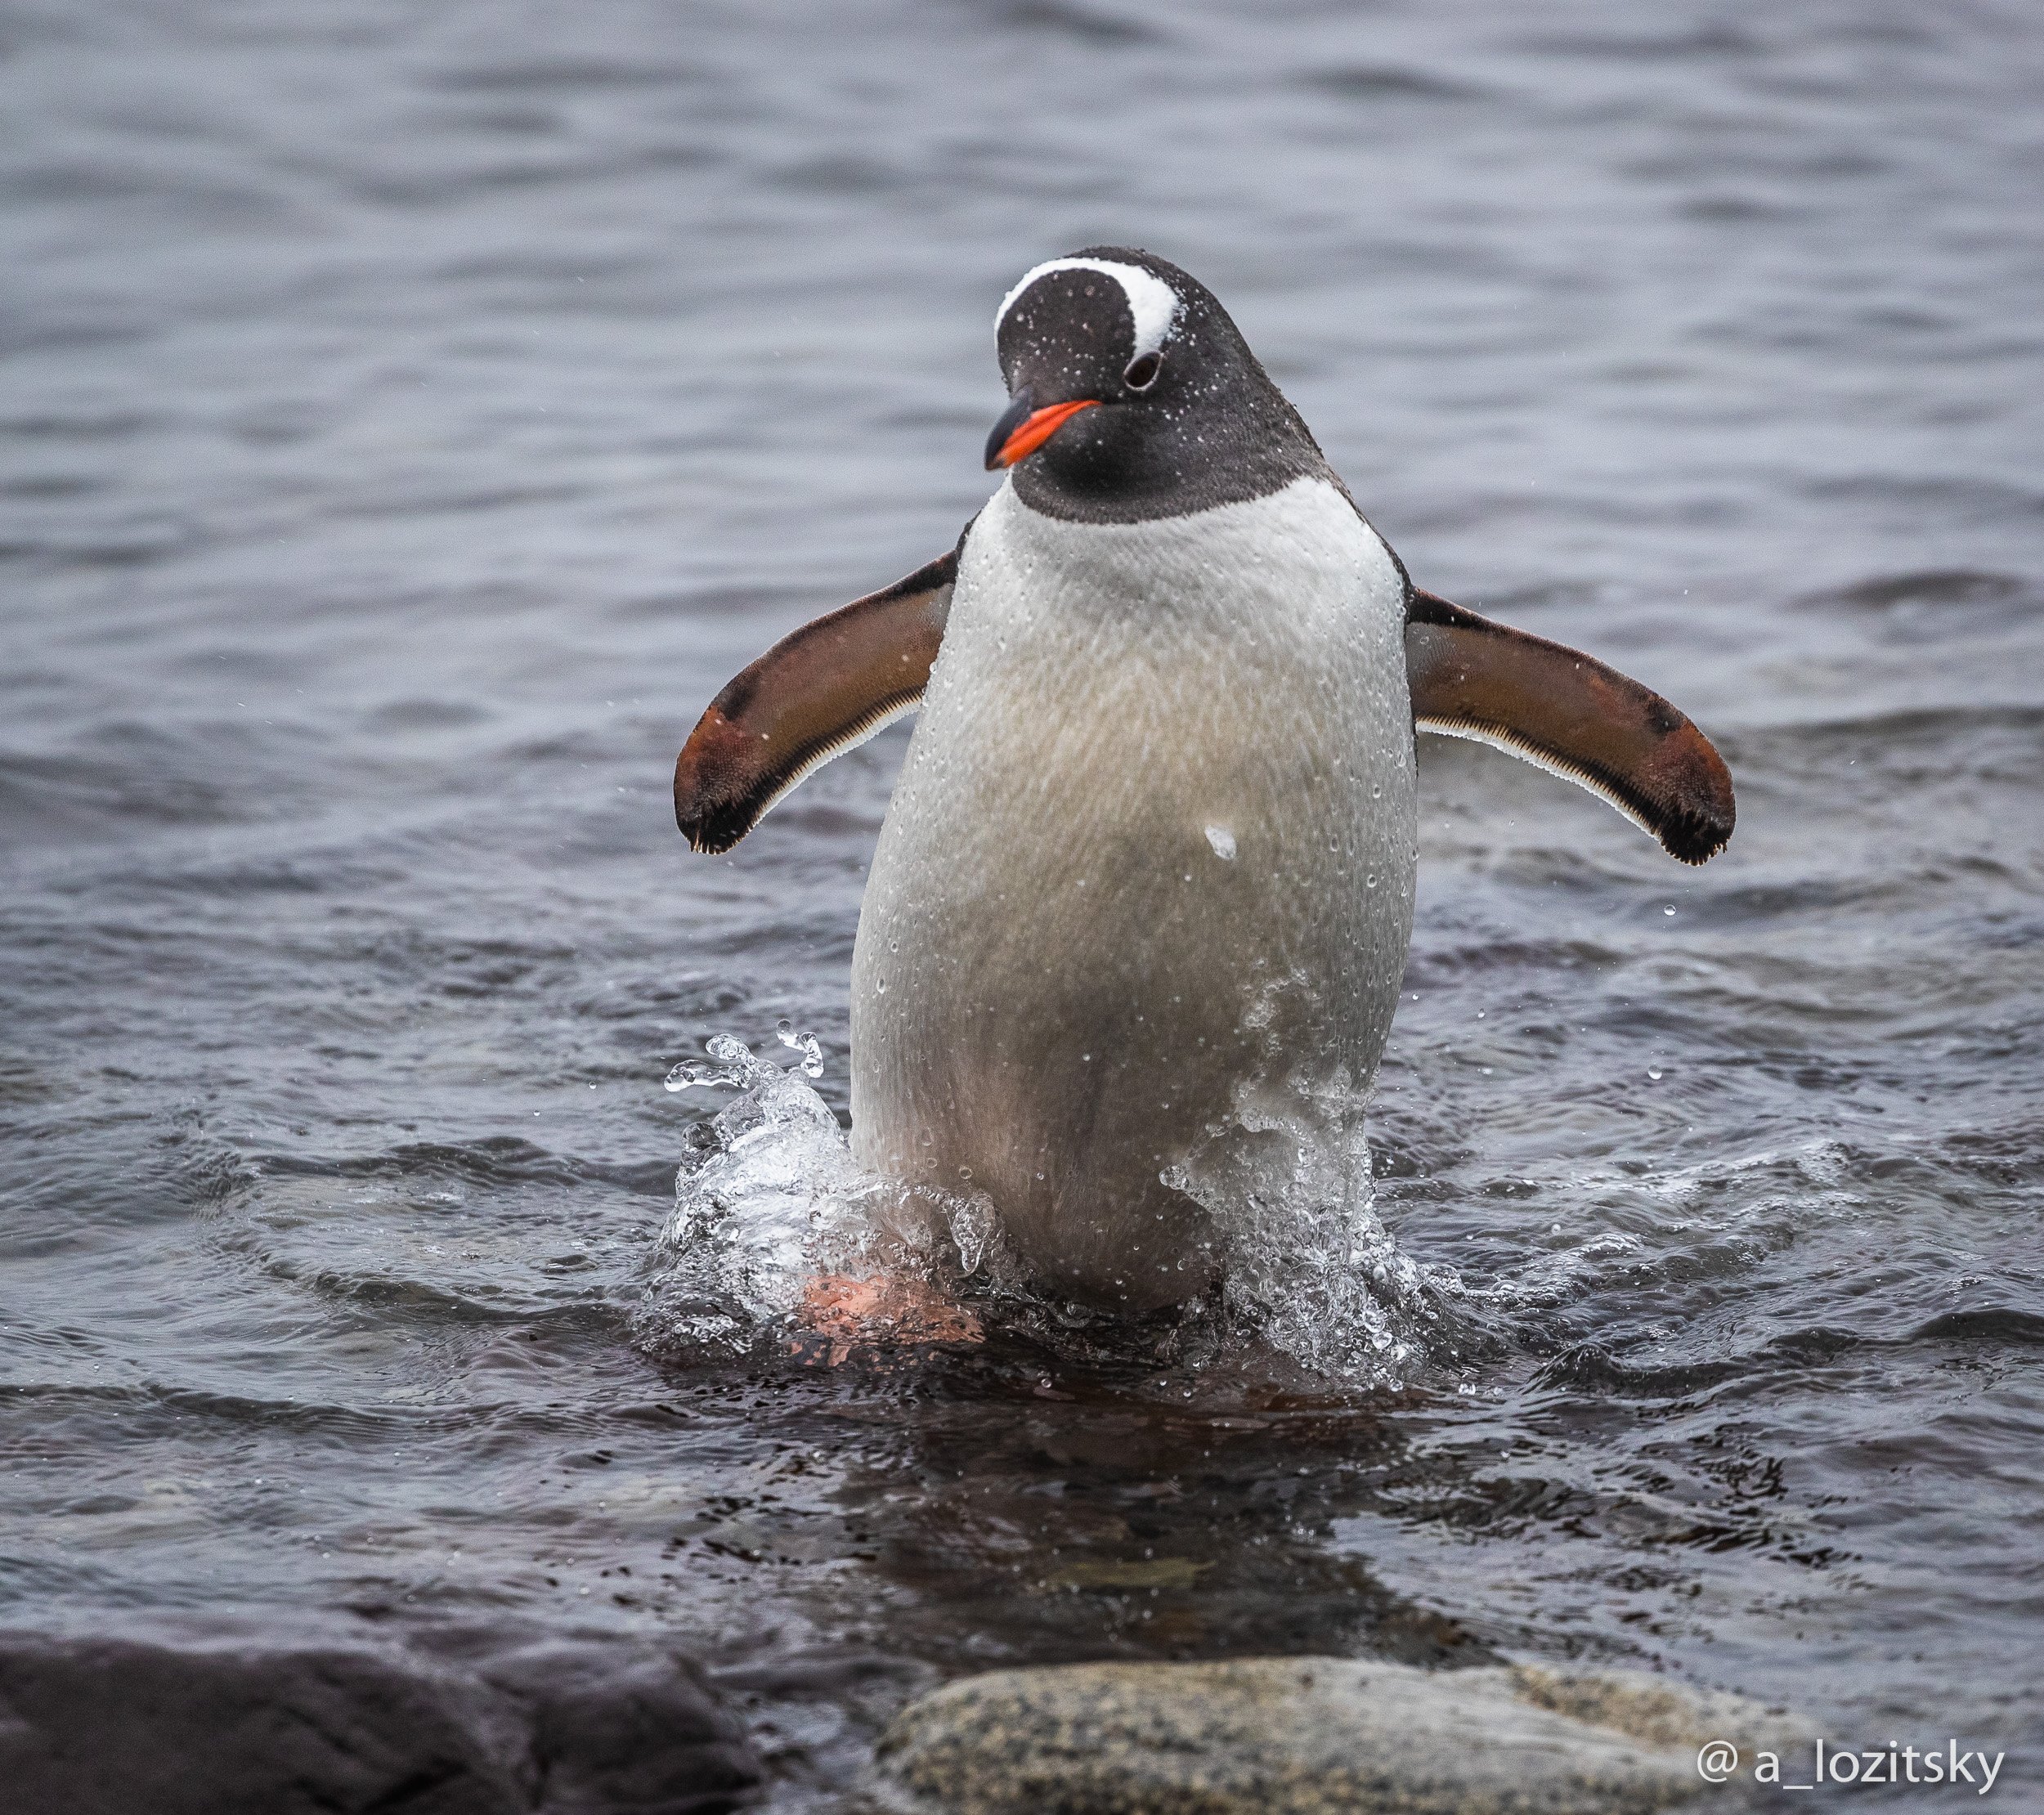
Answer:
[{"left": 675, "top": 247, "right": 1734, "bottom": 1311}]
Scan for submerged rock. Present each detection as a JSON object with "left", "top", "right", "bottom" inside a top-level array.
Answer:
[
  {"left": 877, "top": 1655, "right": 1809, "bottom": 1814},
  {"left": 0, "top": 1620, "right": 763, "bottom": 1815}
]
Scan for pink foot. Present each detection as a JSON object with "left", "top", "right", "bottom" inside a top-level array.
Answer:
[{"left": 793, "top": 1272, "right": 984, "bottom": 1364}]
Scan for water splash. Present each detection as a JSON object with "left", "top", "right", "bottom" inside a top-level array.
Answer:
[
  {"left": 639, "top": 1033, "right": 852, "bottom": 1354},
  {"left": 640, "top": 1024, "right": 1455, "bottom": 1384},
  {"left": 776, "top": 1017, "right": 824, "bottom": 1078},
  {"left": 1163, "top": 1065, "right": 1441, "bottom": 1380},
  {"left": 636, "top": 1032, "right": 1019, "bottom": 1360},
  {"left": 662, "top": 1031, "right": 753, "bottom": 1093}
]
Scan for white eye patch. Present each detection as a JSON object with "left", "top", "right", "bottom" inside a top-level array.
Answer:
[{"left": 996, "top": 258, "right": 1181, "bottom": 361}]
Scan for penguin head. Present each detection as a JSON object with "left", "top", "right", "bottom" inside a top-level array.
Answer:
[{"left": 984, "top": 246, "right": 1325, "bottom": 522}]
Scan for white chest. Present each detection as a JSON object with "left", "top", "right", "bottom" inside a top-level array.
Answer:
[{"left": 899, "top": 475, "right": 1408, "bottom": 884}]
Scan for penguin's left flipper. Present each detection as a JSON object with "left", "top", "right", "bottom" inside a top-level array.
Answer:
[
  {"left": 1405, "top": 589, "right": 1735, "bottom": 864},
  {"left": 675, "top": 549, "right": 957, "bottom": 854}
]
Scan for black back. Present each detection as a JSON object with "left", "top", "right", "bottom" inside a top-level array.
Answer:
[{"left": 996, "top": 245, "right": 1333, "bottom": 525}]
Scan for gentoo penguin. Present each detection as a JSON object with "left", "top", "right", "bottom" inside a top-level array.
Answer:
[{"left": 674, "top": 249, "right": 1733, "bottom": 1314}]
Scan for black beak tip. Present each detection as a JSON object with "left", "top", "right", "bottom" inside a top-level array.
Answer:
[{"left": 983, "top": 388, "right": 1034, "bottom": 471}]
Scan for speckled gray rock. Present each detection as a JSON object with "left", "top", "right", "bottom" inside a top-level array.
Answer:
[{"left": 876, "top": 1656, "right": 1810, "bottom": 1814}]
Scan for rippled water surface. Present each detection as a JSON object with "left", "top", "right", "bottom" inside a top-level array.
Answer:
[{"left": 4, "top": 0, "right": 2042, "bottom": 1805}]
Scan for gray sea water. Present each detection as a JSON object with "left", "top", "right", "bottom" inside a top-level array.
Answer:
[{"left": 3, "top": 0, "right": 2042, "bottom": 1805}]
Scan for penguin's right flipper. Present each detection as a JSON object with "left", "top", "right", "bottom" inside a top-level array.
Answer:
[
  {"left": 675, "top": 550, "right": 956, "bottom": 854},
  {"left": 1405, "top": 589, "right": 1735, "bottom": 864}
]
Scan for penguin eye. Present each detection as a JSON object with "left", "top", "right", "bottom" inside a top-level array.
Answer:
[{"left": 1123, "top": 351, "right": 1163, "bottom": 392}]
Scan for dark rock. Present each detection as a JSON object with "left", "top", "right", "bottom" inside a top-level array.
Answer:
[
  {"left": 0, "top": 1622, "right": 762, "bottom": 1815},
  {"left": 485, "top": 1640, "right": 762, "bottom": 1814}
]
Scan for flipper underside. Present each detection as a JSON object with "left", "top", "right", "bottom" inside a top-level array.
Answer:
[
  {"left": 1404, "top": 588, "right": 1735, "bottom": 864},
  {"left": 674, "top": 550, "right": 957, "bottom": 854}
]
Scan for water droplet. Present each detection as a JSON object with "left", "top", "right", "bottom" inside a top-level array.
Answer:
[
  {"left": 776, "top": 1020, "right": 824, "bottom": 1078},
  {"left": 665, "top": 1036, "right": 749, "bottom": 1092},
  {"left": 1647, "top": 1067, "right": 1663, "bottom": 1080},
  {"left": 1663, "top": 905, "right": 1677, "bottom": 916}
]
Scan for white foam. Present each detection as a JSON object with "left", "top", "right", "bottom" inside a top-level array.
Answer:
[{"left": 996, "top": 257, "right": 1181, "bottom": 360}]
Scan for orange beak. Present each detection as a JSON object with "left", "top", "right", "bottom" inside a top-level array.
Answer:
[{"left": 985, "top": 396, "right": 1101, "bottom": 470}]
